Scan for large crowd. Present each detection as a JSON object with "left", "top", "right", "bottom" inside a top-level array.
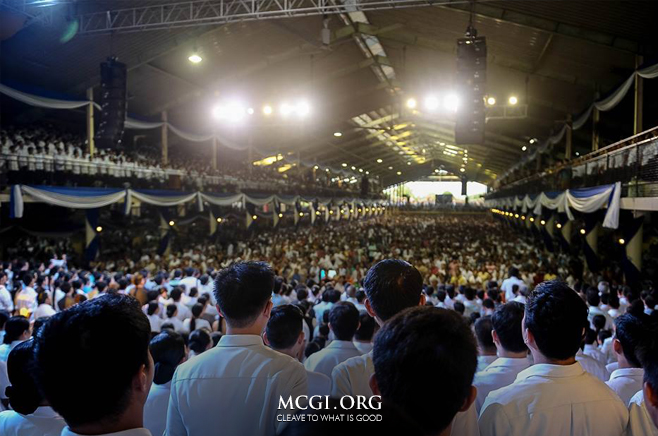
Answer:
[
  {"left": 0, "top": 125, "right": 379, "bottom": 196},
  {"left": 0, "top": 214, "right": 657, "bottom": 436}
]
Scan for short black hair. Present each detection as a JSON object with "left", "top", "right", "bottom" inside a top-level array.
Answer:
[
  {"left": 354, "top": 312, "right": 376, "bottom": 341},
  {"left": 586, "top": 287, "right": 600, "bottom": 306},
  {"left": 3, "top": 316, "right": 30, "bottom": 344},
  {"left": 474, "top": 316, "right": 495, "bottom": 351},
  {"left": 453, "top": 301, "right": 465, "bottom": 315},
  {"left": 213, "top": 261, "right": 274, "bottom": 328},
  {"left": 636, "top": 320, "right": 658, "bottom": 399},
  {"left": 34, "top": 294, "right": 151, "bottom": 428},
  {"left": 5, "top": 339, "right": 42, "bottom": 415},
  {"left": 188, "top": 329, "right": 212, "bottom": 355},
  {"left": 615, "top": 313, "right": 648, "bottom": 368},
  {"left": 329, "top": 302, "right": 360, "bottom": 341},
  {"left": 362, "top": 259, "right": 423, "bottom": 321},
  {"left": 373, "top": 306, "right": 477, "bottom": 435},
  {"left": 525, "top": 281, "right": 588, "bottom": 360},
  {"left": 492, "top": 302, "right": 527, "bottom": 353},
  {"left": 266, "top": 305, "right": 304, "bottom": 350},
  {"left": 150, "top": 330, "right": 186, "bottom": 385}
]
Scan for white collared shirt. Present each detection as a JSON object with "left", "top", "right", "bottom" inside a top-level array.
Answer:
[
  {"left": 0, "top": 406, "right": 65, "bottom": 436},
  {"left": 479, "top": 362, "right": 628, "bottom": 436},
  {"left": 606, "top": 367, "right": 644, "bottom": 406},
  {"left": 144, "top": 382, "right": 170, "bottom": 436},
  {"left": 166, "top": 334, "right": 307, "bottom": 436},
  {"left": 304, "top": 339, "right": 362, "bottom": 378},
  {"left": 576, "top": 349, "right": 609, "bottom": 381},
  {"left": 61, "top": 427, "right": 152, "bottom": 436},
  {"left": 474, "top": 357, "right": 531, "bottom": 413},
  {"left": 34, "top": 303, "right": 56, "bottom": 319},
  {"left": 353, "top": 341, "right": 373, "bottom": 355},
  {"left": 330, "top": 351, "right": 480, "bottom": 436},
  {"left": 306, "top": 370, "right": 331, "bottom": 396},
  {"left": 477, "top": 355, "right": 498, "bottom": 373},
  {"left": 628, "top": 391, "right": 658, "bottom": 436}
]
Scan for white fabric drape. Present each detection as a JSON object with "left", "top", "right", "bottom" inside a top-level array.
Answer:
[
  {"left": 124, "top": 118, "right": 165, "bottom": 130},
  {"left": 594, "top": 74, "right": 636, "bottom": 112},
  {"left": 19, "top": 186, "right": 127, "bottom": 212},
  {"left": 200, "top": 193, "right": 245, "bottom": 206},
  {"left": 487, "top": 182, "right": 621, "bottom": 229},
  {"left": 129, "top": 191, "right": 199, "bottom": 207},
  {"left": 0, "top": 83, "right": 93, "bottom": 110}
]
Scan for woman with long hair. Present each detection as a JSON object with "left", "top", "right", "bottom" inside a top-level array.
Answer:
[{"left": 182, "top": 303, "right": 211, "bottom": 334}]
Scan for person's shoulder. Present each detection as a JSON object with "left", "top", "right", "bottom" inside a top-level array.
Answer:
[
  {"left": 334, "top": 352, "right": 372, "bottom": 374},
  {"left": 629, "top": 390, "right": 644, "bottom": 407}
]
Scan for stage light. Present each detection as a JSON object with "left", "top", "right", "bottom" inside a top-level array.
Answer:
[
  {"left": 377, "top": 159, "right": 383, "bottom": 163},
  {"left": 280, "top": 103, "right": 293, "bottom": 117},
  {"left": 529, "top": 217, "right": 535, "bottom": 222},
  {"left": 365, "top": 171, "right": 370, "bottom": 175},
  {"left": 508, "top": 96, "right": 518, "bottom": 105},
  {"left": 169, "top": 220, "right": 175, "bottom": 226},
  {"left": 580, "top": 228, "right": 586, "bottom": 235},
  {"left": 342, "top": 163, "right": 348, "bottom": 167},
  {"left": 247, "top": 108, "right": 254, "bottom": 115},
  {"left": 521, "top": 216, "right": 526, "bottom": 220},
  {"left": 540, "top": 220, "right": 546, "bottom": 225},
  {"left": 557, "top": 223, "right": 562, "bottom": 229},
  {"left": 350, "top": 209, "right": 354, "bottom": 213},
  {"left": 619, "top": 238, "right": 625, "bottom": 245},
  {"left": 278, "top": 213, "right": 283, "bottom": 218},
  {"left": 514, "top": 214, "right": 519, "bottom": 218},
  {"left": 351, "top": 166, "right": 356, "bottom": 170},
  {"left": 333, "top": 132, "right": 342, "bottom": 137},
  {"left": 216, "top": 217, "right": 222, "bottom": 223},
  {"left": 388, "top": 166, "right": 393, "bottom": 170},
  {"left": 406, "top": 98, "right": 417, "bottom": 109},
  {"left": 407, "top": 162, "right": 412, "bottom": 166},
  {"left": 459, "top": 168, "right": 466, "bottom": 173},
  {"left": 359, "top": 168, "right": 364, "bottom": 172},
  {"left": 263, "top": 105, "right": 273, "bottom": 115},
  {"left": 316, "top": 211, "right": 320, "bottom": 216},
  {"left": 213, "top": 101, "right": 247, "bottom": 122},
  {"left": 329, "top": 210, "right": 334, "bottom": 214},
  {"left": 443, "top": 93, "right": 459, "bottom": 112},
  {"left": 296, "top": 100, "right": 310, "bottom": 117},
  {"left": 522, "top": 145, "right": 527, "bottom": 151},
  {"left": 188, "top": 53, "right": 202, "bottom": 63},
  {"left": 299, "top": 212, "right": 304, "bottom": 217},
  {"left": 424, "top": 96, "right": 440, "bottom": 111},
  {"left": 252, "top": 215, "right": 257, "bottom": 220},
  {"left": 397, "top": 171, "right": 402, "bottom": 175},
  {"left": 529, "top": 138, "right": 537, "bottom": 144},
  {"left": 313, "top": 165, "right": 319, "bottom": 170},
  {"left": 486, "top": 96, "right": 496, "bottom": 106},
  {"left": 95, "top": 226, "right": 103, "bottom": 232}
]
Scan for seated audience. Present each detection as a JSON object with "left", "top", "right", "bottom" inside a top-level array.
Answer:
[
  {"left": 370, "top": 306, "right": 477, "bottom": 436},
  {"left": 144, "top": 330, "right": 186, "bottom": 436},
  {"left": 264, "top": 304, "right": 331, "bottom": 396},
  {"left": 474, "top": 301, "right": 530, "bottom": 413},
  {"left": 0, "top": 340, "right": 65, "bottom": 436},
  {"left": 304, "top": 301, "right": 361, "bottom": 377},
  {"left": 166, "top": 261, "right": 307, "bottom": 436},
  {"left": 34, "top": 294, "right": 153, "bottom": 436},
  {"left": 478, "top": 280, "right": 628, "bottom": 436}
]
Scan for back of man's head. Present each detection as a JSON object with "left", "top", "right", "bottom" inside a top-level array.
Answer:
[
  {"left": 35, "top": 294, "right": 151, "bottom": 428},
  {"left": 509, "top": 267, "right": 519, "bottom": 278},
  {"left": 363, "top": 259, "right": 423, "bottom": 322},
  {"left": 586, "top": 288, "right": 601, "bottom": 307},
  {"left": 354, "top": 312, "right": 376, "bottom": 342},
  {"left": 328, "top": 301, "right": 360, "bottom": 341},
  {"left": 266, "top": 305, "right": 304, "bottom": 350},
  {"left": 170, "top": 288, "right": 182, "bottom": 302},
  {"left": 615, "top": 313, "right": 648, "bottom": 368},
  {"left": 373, "top": 306, "right": 477, "bottom": 435},
  {"left": 525, "top": 280, "right": 588, "bottom": 361},
  {"left": 636, "top": 320, "right": 658, "bottom": 427},
  {"left": 214, "top": 261, "right": 274, "bottom": 328},
  {"left": 474, "top": 316, "right": 495, "bottom": 352},
  {"left": 492, "top": 301, "right": 527, "bottom": 353}
]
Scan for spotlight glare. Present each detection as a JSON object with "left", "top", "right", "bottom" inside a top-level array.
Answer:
[
  {"left": 299, "top": 212, "right": 304, "bottom": 217},
  {"left": 188, "top": 53, "right": 202, "bottom": 63},
  {"left": 296, "top": 100, "right": 310, "bottom": 117},
  {"left": 522, "top": 145, "right": 527, "bottom": 152},
  {"left": 252, "top": 215, "right": 257, "bottom": 220},
  {"left": 459, "top": 167, "right": 466, "bottom": 173},
  {"left": 397, "top": 171, "right": 402, "bottom": 175},
  {"left": 168, "top": 220, "right": 175, "bottom": 226},
  {"left": 333, "top": 132, "right": 342, "bottom": 137},
  {"left": 95, "top": 226, "right": 103, "bottom": 232},
  {"left": 540, "top": 220, "right": 546, "bottom": 225},
  {"left": 263, "top": 105, "right": 273, "bottom": 115},
  {"left": 406, "top": 98, "right": 417, "bottom": 109},
  {"left": 443, "top": 93, "right": 459, "bottom": 112},
  {"left": 486, "top": 96, "right": 496, "bottom": 106},
  {"left": 278, "top": 213, "right": 283, "bottom": 218},
  {"left": 619, "top": 238, "right": 625, "bottom": 245},
  {"left": 557, "top": 223, "right": 562, "bottom": 229},
  {"left": 580, "top": 228, "right": 586, "bottom": 235},
  {"left": 247, "top": 107, "right": 254, "bottom": 115},
  {"left": 424, "top": 96, "right": 440, "bottom": 111},
  {"left": 509, "top": 96, "right": 518, "bottom": 105},
  {"left": 529, "top": 217, "right": 535, "bottom": 222},
  {"left": 342, "top": 163, "right": 348, "bottom": 167},
  {"left": 216, "top": 218, "right": 222, "bottom": 223},
  {"left": 376, "top": 158, "right": 383, "bottom": 163}
]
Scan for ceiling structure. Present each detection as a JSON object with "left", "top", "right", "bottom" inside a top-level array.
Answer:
[{"left": 1, "top": 0, "right": 657, "bottom": 186}]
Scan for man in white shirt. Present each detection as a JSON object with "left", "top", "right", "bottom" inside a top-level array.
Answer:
[
  {"left": 474, "top": 302, "right": 530, "bottom": 413},
  {"left": 586, "top": 288, "right": 614, "bottom": 330},
  {"left": 304, "top": 301, "right": 362, "bottom": 377},
  {"left": 167, "top": 262, "right": 307, "bottom": 436},
  {"left": 606, "top": 313, "right": 647, "bottom": 406},
  {"left": 14, "top": 273, "right": 37, "bottom": 316},
  {"left": 370, "top": 306, "right": 478, "bottom": 436},
  {"left": 474, "top": 316, "right": 498, "bottom": 372},
  {"left": 331, "top": 260, "right": 479, "bottom": 436},
  {"left": 264, "top": 304, "right": 330, "bottom": 396},
  {"left": 0, "top": 273, "right": 13, "bottom": 313},
  {"left": 352, "top": 311, "right": 375, "bottom": 355},
  {"left": 34, "top": 294, "right": 154, "bottom": 436},
  {"left": 479, "top": 281, "right": 628, "bottom": 436},
  {"left": 500, "top": 267, "right": 526, "bottom": 302},
  {"left": 178, "top": 268, "right": 198, "bottom": 294},
  {"left": 628, "top": 324, "right": 658, "bottom": 435}
]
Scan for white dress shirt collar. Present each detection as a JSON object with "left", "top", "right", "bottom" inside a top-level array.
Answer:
[
  {"left": 30, "top": 406, "right": 60, "bottom": 419},
  {"left": 515, "top": 362, "right": 584, "bottom": 382},
  {"left": 61, "top": 427, "right": 152, "bottom": 436},
  {"left": 485, "top": 357, "right": 531, "bottom": 370},
  {"left": 609, "top": 367, "right": 644, "bottom": 380},
  {"left": 326, "top": 340, "right": 358, "bottom": 350},
  {"left": 217, "top": 334, "right": 263, "bottom": 347}
]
